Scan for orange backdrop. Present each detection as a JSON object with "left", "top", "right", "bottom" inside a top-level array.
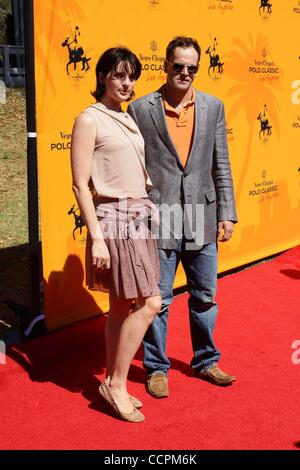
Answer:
[{"left": 33, "top": 0, "right": 300, "bottom": 330}]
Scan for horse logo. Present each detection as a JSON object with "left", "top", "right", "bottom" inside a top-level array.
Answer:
[
  {"left": 259, "top": 0, "right": 272, "bottom": 18},
  {"left": 206, "top": 37, "right": 224, "bottom": 79},
  {"left": 61, "top": 26, "right": 91, "bottom": 76},
  {"left": 257, "top": 105, "right": 272, "bottom": 141},
  {"left": 68, "top": 204, "right": 85, "bottom": 240}
]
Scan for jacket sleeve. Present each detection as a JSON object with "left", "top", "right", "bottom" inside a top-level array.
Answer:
[
  {"left": 127, "top": 103, "right": 139, "bottom": 126},
  {"left": 212, "top": 100, "right": 238, "bottom": 223}
]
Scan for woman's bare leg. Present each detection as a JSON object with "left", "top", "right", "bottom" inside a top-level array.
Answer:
[
  {"left": 105, "top": 296, "right": 132, "bottom": 381},
  {"left": 105, "top": 294, "right": 161, "bottom": 413}
]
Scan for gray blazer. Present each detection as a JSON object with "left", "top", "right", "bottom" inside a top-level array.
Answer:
[{"left": 127, "top": 87, "right": 237, "bottom": 249}]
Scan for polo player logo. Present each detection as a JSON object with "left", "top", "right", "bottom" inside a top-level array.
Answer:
[
  {"left": 259, "top": 0, "right": 272, "bottom": 17},
  {"left": 61, "top": 26, "right": 91, "bottom": 76},
  {"left": 257, "top": 105, "right": 272, "bottom": 141},
  {"left": 68, "top": 204, "right": 85, "bottom": 240},
  {"left": 206, "top": 38, "right": 224, "bottom": 79}
]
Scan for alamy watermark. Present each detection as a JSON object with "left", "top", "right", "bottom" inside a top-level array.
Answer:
[
  {"left": 0, "top": 80, "right": 6, "bottom": 104},
  {"left": 291, "top": 339, "right": 300, "bottom": 365},
  {"left": 0, "top": 340, "right": 6, "bottom": 365},
  {"left": 94, "top": 200, "right": 205, "bottom": 250}
]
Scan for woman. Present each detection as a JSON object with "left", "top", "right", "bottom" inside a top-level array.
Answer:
[{"left": 71, "top": 47, "right": 161, "bottom": 423}]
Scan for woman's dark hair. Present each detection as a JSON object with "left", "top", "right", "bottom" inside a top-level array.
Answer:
[
  {"left": 166, "top": 36, "right": 201, "bottom": 63},
  {"left": 91, "top": 47, "right": 142, "bottom": 101}
]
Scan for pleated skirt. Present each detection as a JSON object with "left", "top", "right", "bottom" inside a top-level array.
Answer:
[{"left": 86, "top": 198, "right": 160, "bottom": 300}]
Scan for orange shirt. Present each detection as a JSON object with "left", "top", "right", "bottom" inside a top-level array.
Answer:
[{"left": 163, "top": 89, "right": 195, "bottom": 167}]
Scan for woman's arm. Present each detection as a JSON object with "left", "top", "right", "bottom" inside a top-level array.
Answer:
[{"left": 71, "top": 113, "right": 110, "bottom": 269}]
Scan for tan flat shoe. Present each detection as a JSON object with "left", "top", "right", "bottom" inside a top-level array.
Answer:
[
  {"left": 99, "top": 382, "right": 145, "bottom": 423},
  {"left": 129, "top": 395, "right": 143, "bottom": 408}
]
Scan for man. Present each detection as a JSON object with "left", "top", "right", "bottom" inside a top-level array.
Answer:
[{"left": 127, "top": 36, "right": 237, "bottom": 398}]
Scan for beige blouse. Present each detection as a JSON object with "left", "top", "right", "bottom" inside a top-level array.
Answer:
[{"left": 82, "top": 102, "right": 152, "bottom": 199}]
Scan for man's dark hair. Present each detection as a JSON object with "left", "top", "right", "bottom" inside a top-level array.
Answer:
[
  {"left": 166, "top": 36, "right": 201, "bottom": 62},
  {"left": 92, "top": 47, "right": 142, "bottom": 101}
]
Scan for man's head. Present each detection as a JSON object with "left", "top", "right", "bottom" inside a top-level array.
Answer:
[{"left": 164, "top": 36, "right": 201, "bottom": 94}]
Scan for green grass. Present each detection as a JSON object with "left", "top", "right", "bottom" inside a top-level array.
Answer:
[
  {"left": 0, "top": 87, "right": 27, "bottom": 248},
  {"left": 0, "top": 88, "right": 30, "bottom": 335}
]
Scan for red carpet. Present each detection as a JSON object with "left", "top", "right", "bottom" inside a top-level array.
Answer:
[{"left": 1, "top": 246, "right": 300, "bottom": 450}]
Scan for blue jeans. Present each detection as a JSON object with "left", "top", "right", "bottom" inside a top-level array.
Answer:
[{"left": 143, "top": 241, "right": 221, "bottom": 375}]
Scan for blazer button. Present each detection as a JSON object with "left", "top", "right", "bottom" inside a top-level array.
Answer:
[{"left": 183, "top": 173, "right": 187, "bottom": 177}]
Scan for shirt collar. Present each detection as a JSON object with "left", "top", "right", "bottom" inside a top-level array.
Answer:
[{"left": 162, "top": 87, "right": 195, "bottom": 112}]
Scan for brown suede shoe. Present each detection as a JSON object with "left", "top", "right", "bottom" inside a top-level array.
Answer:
[
  {"left": 147, "top": 373, "right": 169, "bottom": 398},
  {"left": 196, "top": 365, "right": 236, "bottom": 386}
]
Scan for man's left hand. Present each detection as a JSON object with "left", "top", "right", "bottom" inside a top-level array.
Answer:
[{"left": 217, "top": 220, "right": 234, "bottom": 242}]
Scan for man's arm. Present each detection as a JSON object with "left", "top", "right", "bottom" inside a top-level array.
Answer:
[
  {"left": 127, "top": 102, "right": 139, "bottom": 126},
  {"left": 212, "top": 100, "right": 238, "bottom": 238}
]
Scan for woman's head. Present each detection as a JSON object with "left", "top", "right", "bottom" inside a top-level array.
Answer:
[{"left": 92, "top": 47, "right": 142, "bottom": 103}]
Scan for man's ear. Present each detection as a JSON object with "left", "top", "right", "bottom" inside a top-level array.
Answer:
[{"left": 163, "top": 61, "right": 169, "bottom": 74}]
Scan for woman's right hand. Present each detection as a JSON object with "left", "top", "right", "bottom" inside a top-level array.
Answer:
[{"left": 91, "top": 239, "right": 111, "bottom": 270}]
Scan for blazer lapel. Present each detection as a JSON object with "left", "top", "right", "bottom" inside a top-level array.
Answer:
[
  {"left": 185, "top": 91, "right": 208, "bottom": 170},
  {"left": 149, "top": 90, "right": 183, "bottom": 169}
]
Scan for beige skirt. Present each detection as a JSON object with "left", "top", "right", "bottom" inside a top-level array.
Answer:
[{"left": 86, "top": 197, "right": 160, "bottom": 300}]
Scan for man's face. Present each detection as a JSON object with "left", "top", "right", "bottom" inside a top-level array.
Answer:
[{"left": 164, "top": 46, "right": 199, "bottom": 93}]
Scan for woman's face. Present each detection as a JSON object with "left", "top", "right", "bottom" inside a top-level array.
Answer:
[{"left": 102, "top": 61, "right": 136, "bottom": 104}]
